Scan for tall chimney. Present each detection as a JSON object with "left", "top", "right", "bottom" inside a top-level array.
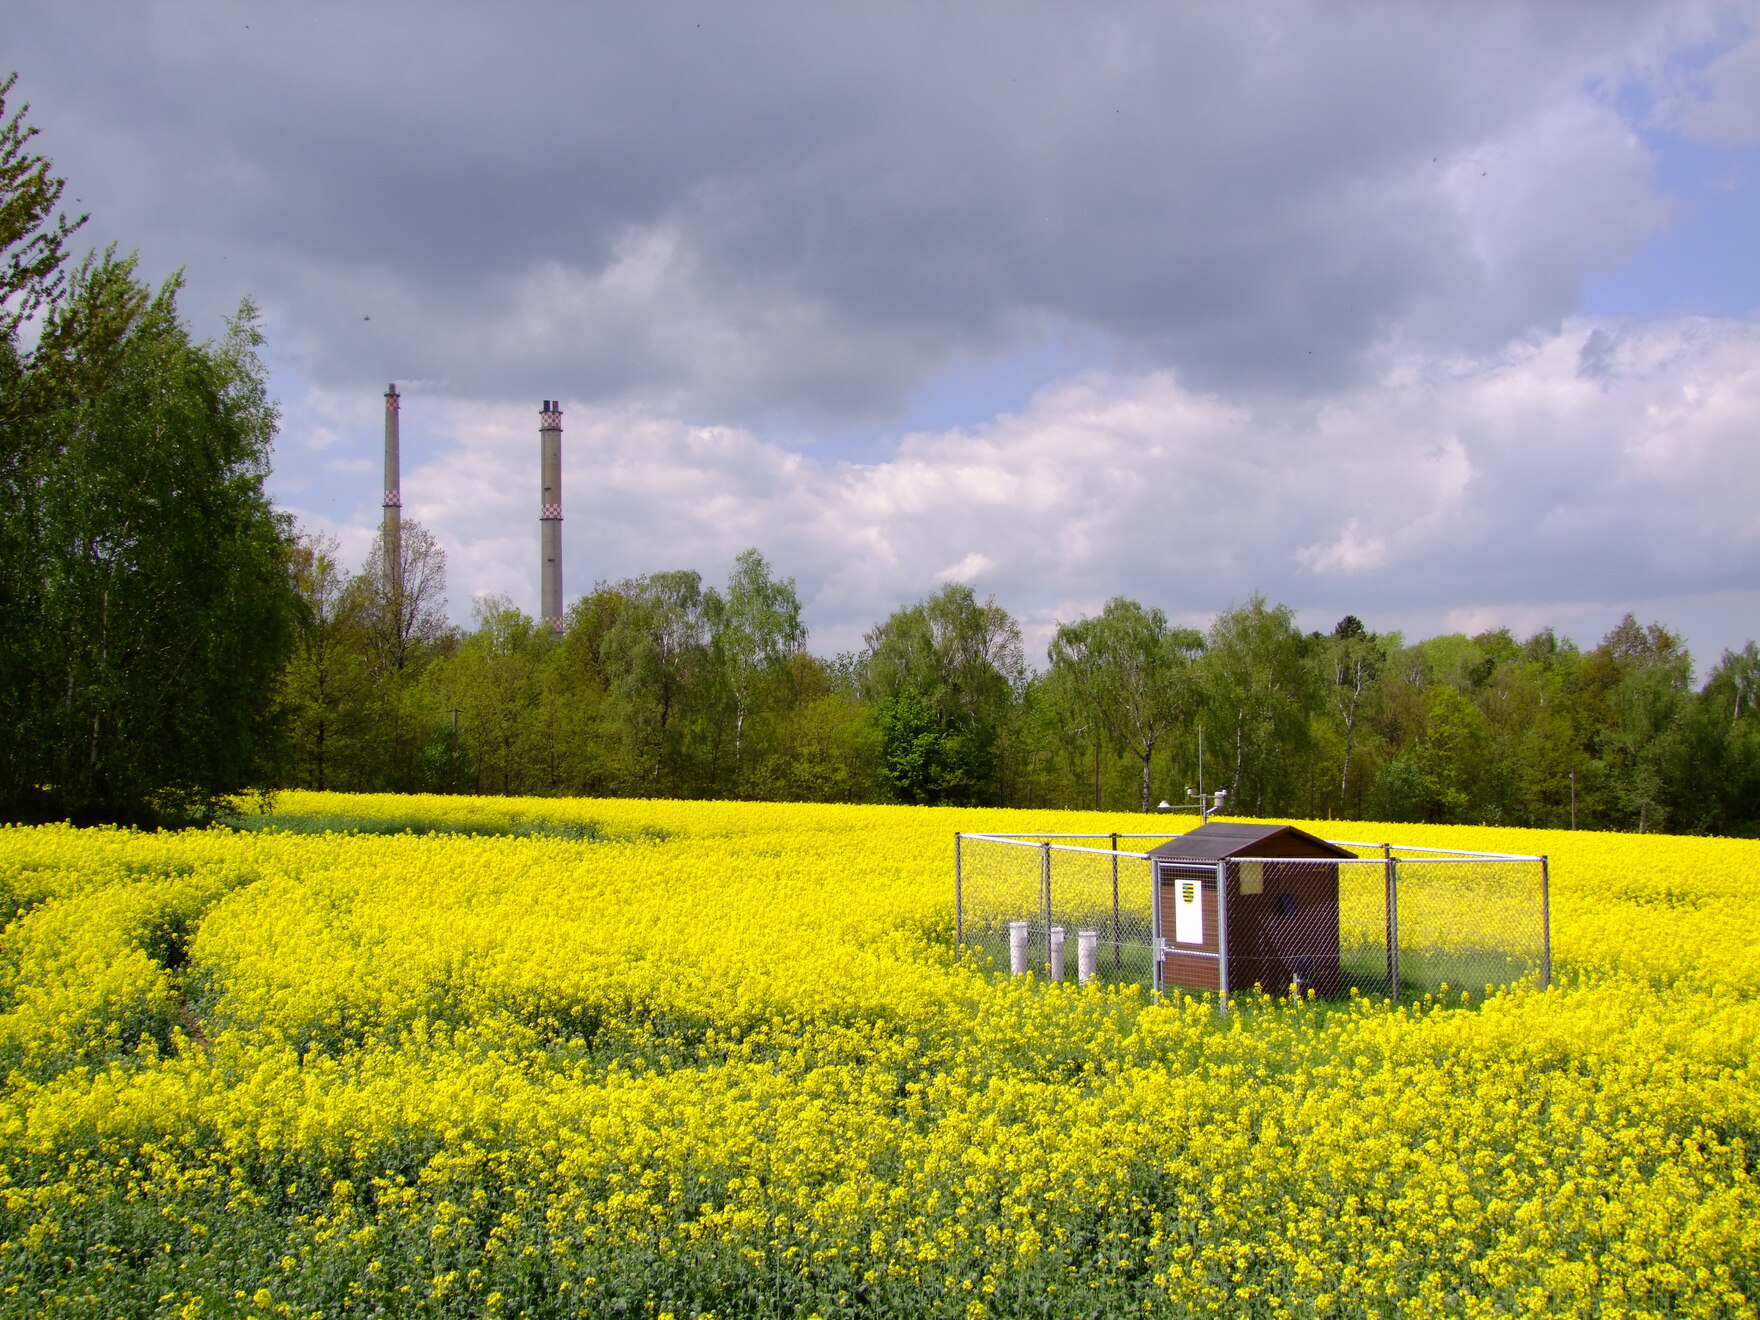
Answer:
[
  {"left": 539, "top": 399, "right": 563, "bottom": 628},
  {"left": 382, "top": 383, "right": 402, "bottom": 596}
]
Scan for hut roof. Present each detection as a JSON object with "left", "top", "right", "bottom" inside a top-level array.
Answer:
[{"left": 1147, "top": 822, "right": 1355, "bottom": 862}]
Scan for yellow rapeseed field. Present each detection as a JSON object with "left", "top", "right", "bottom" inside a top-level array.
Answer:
[{"left": 0, "top": 793, "right": 1755, "bottom": 1318}]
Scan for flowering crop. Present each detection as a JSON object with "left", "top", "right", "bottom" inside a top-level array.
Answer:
[{"left": 0, "top": 794, "right": 1755, "bottom": 1317}]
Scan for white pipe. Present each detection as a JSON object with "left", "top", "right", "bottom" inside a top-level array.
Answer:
[
  {"left": 1049, "top": 926, "right": 1066, "bottom": 982},
  {"left": 1077, "top": 930, "right": 1098, "bottom": 984},
  {"left": 1008, "top": 921, "right": 1029, "bottom": 976}
]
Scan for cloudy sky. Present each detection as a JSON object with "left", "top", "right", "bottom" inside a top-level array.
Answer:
[{"left": 12, "top": 1, "right": 1760, "bottom": 666}]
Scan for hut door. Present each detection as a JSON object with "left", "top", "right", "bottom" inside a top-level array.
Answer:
[{"left": 1154, "top": 869, "right": 1210, "bottom": 950}]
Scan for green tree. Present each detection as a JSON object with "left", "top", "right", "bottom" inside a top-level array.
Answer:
[
  {"left": 1316, "top": 615, "right": 1387, "bottom": 814},
  {"left": 598, "top": 570, "right": 712, "bottom": 793},
  {"left": 1585, "top": 614, "right": 1692, "bottom": 833},
  {"left": 282, "top": 530, "right": 373, "bottom": 790},
  {"left": 737, "top": 653, "right": 876, "bottom": 803},
  {"left": 1670, "top": 642, "right": 1760, "bottom": 835},
  {"left": 1048, "top": 597, "right": 1203, "bottom": 813},
  {"left": 1, "top": 253, "right": 298, "bottom": 824},
  {"left": 0, "top": 74, "right": 85, "bottom": 339},
  {"left": 437, "top": 595, "right": 547, "bottom": 796},
  {"left": 860, "top": 583, "right": 1024, "bottom": 806},
  {"left": 705, "top": 549, "right": 806, "bottom": 791},
  {"left": 353, "top": 519, "right": 450, "bottom": 678},
  {"left": 1198, "top": 595, "right": 1320, "bottom": 816},
  {"left": 1411, "top": 684, "right": 1490, "bottom": 822},
  {"left": 1707, "top": 641, "right": 1760, "bottom": 726}
]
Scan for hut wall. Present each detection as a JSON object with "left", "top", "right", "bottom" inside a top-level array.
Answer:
[{"left": 1226, "top": 860, "right": 1342, "bottom": 995}]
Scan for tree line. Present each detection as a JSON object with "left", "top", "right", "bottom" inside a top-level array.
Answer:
[{"left": 281, "top": 525, "right": 1760, "bottom": 835}]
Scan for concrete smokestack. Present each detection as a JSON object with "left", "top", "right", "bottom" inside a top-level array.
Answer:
[
  {"left": 539, "top": 399, "right": 563, "bottom": 628},
  {"left": 382, "top": 383, "right": 402, "bottom": 596}
]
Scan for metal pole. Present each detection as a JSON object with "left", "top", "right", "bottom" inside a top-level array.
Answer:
[
  {"left": 1383, "top": 843, "right": 1399, "bottom": 1002},
  {"left": 1569, "top": 772, "right": 1576, "bottom": 830},
  {"left": 1149, "top": 863, "right": 1162, "bottom": 997},
  {"left": 954, "top": 833, "right": 964, "bottom": 954},
  {"left": 449, "top": 708, "right": 460, "bottom": 793},
  {"left": 1539, "top": 855, "right": 1552, "bottom": 990},
  {"left": 1110, "top": 832, "right": 1120, "bottom": 971},
  {"left": 1040, "top": 842, "right": 1053, "bottom": 975},
  {"left": 1215, "top": 859, "right": 1230, "bottom": 1008}
]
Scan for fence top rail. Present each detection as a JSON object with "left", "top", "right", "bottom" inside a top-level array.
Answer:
[
  {"left": 958, "top": 833, "right": 1154, "bottom": 859},
  {"left": 958, "top": 832, "right": 1124, "bottom": 840},
  {"left": 960, "top": 831, "right": 1542, "bottom": 863},
  {"left": 1325, "top": 838, "right": 1547, "bottom": 861},
  {"left": 1048, "top": 843, "right": 1154, "bottom": 859}
]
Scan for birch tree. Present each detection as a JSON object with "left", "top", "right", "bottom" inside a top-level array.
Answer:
[{"left": 1049, "top": 597, "right": 1203, "bottom": 813}]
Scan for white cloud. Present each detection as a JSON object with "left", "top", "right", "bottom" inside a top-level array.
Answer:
[
  {"left": 935, "top": 552, "right": 996, "bottom": 585},
  {"left": 271, "top": 313, "right": 1760, "bottom": 666},
  {"left": 1298, "top": 521, "right": 1388, "bottom": 575}
]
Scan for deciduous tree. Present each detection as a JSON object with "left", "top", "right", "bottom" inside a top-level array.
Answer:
[{"left": 1049, "top": 597, "right": 1203, "bottom": 813}]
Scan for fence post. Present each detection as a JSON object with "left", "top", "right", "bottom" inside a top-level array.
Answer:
[
  {"left": 1078, "top": 929, "right": 1098, "bottom": 984},
  {"left": 1539, "top": 855, "right": 1552, "bottom": 990},
  {"left": 954, "top": 833, "right": 963, "bottom": 954},
  {"left": 1215, "top": 859, "right": 1230, "bottom": 1009},
  {"left": 1049, "top": 926, "right": 1066, "bottom": 982},
  {"left": 1040, "top": 842, "right": 1053, "bottom": 975},
  {"left": 1150, "top": 862, "right": 1162, "bottom": 997},
  {"left": 1383, "top": 844, "right": 1399, "bottom": 1003},
  {"left": 1008, "top": 921, "right": 1029, "bottom": 976},
  {"left": 1110, "top": 832, "right": 1121, "bottom": 970}
]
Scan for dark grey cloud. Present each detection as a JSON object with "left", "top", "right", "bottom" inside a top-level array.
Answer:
[{"left": 10, "top": 0, "right": 1687, "bottom": 422}]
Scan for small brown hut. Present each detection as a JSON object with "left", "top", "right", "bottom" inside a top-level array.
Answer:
[{"left": 1148, "top": 822, "right": 1354, "bottom": 998}]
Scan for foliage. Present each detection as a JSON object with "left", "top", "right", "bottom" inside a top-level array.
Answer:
[
  {"left": 1199, "top": 595, "right": 1319, "bottom": 815},
  {"left": 860, "top": 584, "right": 1025, "bottom": 806},
  {"left": 0, "top": 796, "right": 1755, "bottom": 1316},
  {"left": 1049, "top": 597, "right": 1203, "bottom": 812},
  {"left": 705, "top": 548, "right": 806, "bottom": 788},
  {"left": 0, "top": 73, "right": 85, "bottom": 338},
  {"left": 0, "top": 77, "right": 299, "bottom": 828},
  {"left": 0, "top": 259, "right": 298, "bottom": 826},
  {"left": 277, "top": 544, "right": 1760, "bottom": 834},
  {"left": 281, "top": 531, "right": 372, "bottom": 792}
]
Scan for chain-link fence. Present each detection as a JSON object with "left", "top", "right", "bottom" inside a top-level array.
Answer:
[
  {"left": 955, "top": 832, "right": 1550, "bottom": 1002},
  {"left": 953, "top": 834, "right": 1159, "bottom": 988}
]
